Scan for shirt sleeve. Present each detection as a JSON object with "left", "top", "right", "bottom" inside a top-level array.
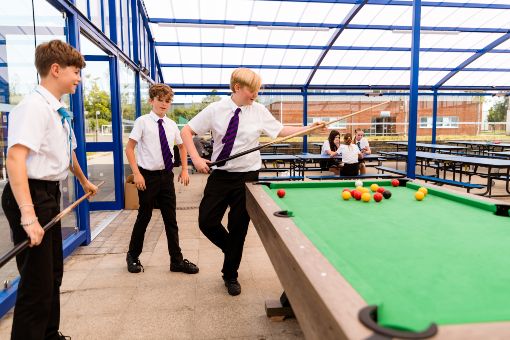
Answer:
[
  {"left": 259, "top": 106, "right": 283, "bottom": 139},
  {"left": 71, "top": 129, "right": 77, "bottom": 150},
  {"left": 173, "top": 122, "right": 183, "bottom": 145},
  {"left": 188, "top": 105, "right": 213, "bottom": 136},
  {"left": 321, "top": 141, "right": 330, "bottom": 155},
  {"left": 129, "top": 117, "right": 143, "bottom": 142},
  {"left": 361, "top": 138, "right": 370, "bottom": 149},
  {"left": 7, "top": 99, "right": 48, "bottom": 152}
]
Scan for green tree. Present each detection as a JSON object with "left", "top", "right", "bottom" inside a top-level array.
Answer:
[
  {"left": 169, "top": 90, "right": 221, "bottom": 121},
  {"left": 83, "top": 81, "right": 111, "bottom": 131},
  {"left": 488, "top": 98, "right": 508, "bottom": 123}
]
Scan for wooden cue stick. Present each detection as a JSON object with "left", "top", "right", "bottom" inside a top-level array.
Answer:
[
  {"left": 0, "top": 181, "right": 105, "bottom": 269},
  {"left": 208, "top": 100, "right": 391, "bottom": 167}
]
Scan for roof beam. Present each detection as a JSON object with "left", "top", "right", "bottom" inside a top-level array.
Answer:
[
  {"left": 256, "top": 0, "right": 510, "bottom": 10},
  {"left": 435, "top": 32, "right": 510, "bottom": 88},
  {"left": 149, "top": 18, "right": 509, "bottom": 33},
  {"left": 159, "top": 63, "right": 510, "bottom": 72},
  {"left": 154, "top": 41, "right": 510, "bottom": 54},
  {"left": 305, "top": 0, "right": 368, "bottom": 86}
]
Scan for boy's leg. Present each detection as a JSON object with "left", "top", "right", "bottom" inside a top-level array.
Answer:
[
  {"left": 198, "top": 172, "right": 230, "bottom": 251},
  {"left": 222, "top": 171, "right": 259, "bottom": 281},
  {"left": 157, "top": 172, "right": 183, "bottom": 263},
  {"left": 128, "top": 170, "right": 159, "bottom": 258},
  {"left": 1, "top": 181, "right": 60, "bottom": 340}
]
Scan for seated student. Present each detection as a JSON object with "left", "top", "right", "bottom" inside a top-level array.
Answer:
[
  {"left": 354, "top": 128, "right": 371, "bottom": 175},
  {"left": 320, "top": 130, "right": 341, "bottom": 175},
  {"left": 338, "top": 132, "right": 363, "bottom": 176}
]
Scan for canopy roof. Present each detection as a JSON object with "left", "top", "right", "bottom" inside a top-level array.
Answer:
[{"left": 143, "top": 0, "right": 510, "bottom": 91}]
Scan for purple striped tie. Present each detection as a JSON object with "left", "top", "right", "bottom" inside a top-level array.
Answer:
[
  {"left": 215, "top": 108, "right": 241, "bottom": 167},
  {"left": 158, "top": 119, "right": 174, "bottom": 172}
]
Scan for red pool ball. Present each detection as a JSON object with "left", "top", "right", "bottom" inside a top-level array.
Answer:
[
  {"left": 353, "top": 190, "right": 362, "bottom": 200},
  {"left": 350, "top": 189, "right": 356, "bottom": 196},
  {"left": 277, "top": 189, "right": 286, "bottom": 198},
  {"left": 376, "top": 187, "right": 386, "bottom": 194},
  {"left": 343, "top": 188, "right": 351, "bottom": 192},
  {"left": 391, "top": 179, "right": 400, "bottom": 187},
  {"left": 373, "top": 192, "right": 383, "bottom": 202}
]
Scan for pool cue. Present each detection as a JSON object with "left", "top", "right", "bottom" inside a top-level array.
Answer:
[
  {"left": 208, "top": 100, "right": 391, "bottom": 167},
  {"left": 0, "top": 181, "right": 104, "bottom": 269}
]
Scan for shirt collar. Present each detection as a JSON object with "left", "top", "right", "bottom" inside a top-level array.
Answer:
[
  {"left": 149, "top": 111, "right": 166, "bottom": 122},
  {"left": 35, "top": 85, "right": 65, "bottom": 112},
  {"left": 227, "top": 97, "right": 243, "bottom": 114}
]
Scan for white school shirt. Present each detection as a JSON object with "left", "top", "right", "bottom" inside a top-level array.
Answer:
[
  {"left": 338, "top": 144, "right": 361, "bottom": 164},
  {"left": 7, "top": 85, "right": 77, "bottom": 181},
  {"left": 355, "top": 137, "right": 370, "bottom": 152},
  {"left": 129, "top": 111, "right": 183, "bottom": 171},
  {"left": 321, "top": 140, "right": 339, "bottom": 155},
  {"left": 188, "top": 97, "right": 283, "bottom": 172}
]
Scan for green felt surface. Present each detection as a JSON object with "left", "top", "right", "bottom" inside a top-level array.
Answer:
[{"left": 263, "top": 180, "right": 510, "bottom": 332}]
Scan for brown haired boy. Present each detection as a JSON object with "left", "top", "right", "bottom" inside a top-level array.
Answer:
[
  {"left": 1, "top": 39, "right": 97, "bottom": 339},
  {"left": 125, "top": 83, "right": 198, "bottom": 274}
]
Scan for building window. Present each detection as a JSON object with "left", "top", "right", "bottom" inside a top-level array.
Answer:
[{"left": 420, "top": 116, "right": 459, "bottom": 128}]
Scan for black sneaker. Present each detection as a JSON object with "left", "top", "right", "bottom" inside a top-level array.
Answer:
[
  {"left": 223, "top": 278, "right": 241, "bottom": 296},
  {"left": 170, "top": 259, "right": 199, "bottom": 274},
  {"left": 58, "top": 331, "right": 71, "bottom": 340},
  {"left": 126, "top": 252, "right": 144, "bottom": 273}
]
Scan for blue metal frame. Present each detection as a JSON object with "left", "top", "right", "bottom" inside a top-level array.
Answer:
[
  {"left": 407, "top": 0, "right": 422, "bottom": 179},
  {"left": 302, "top": 87, "right": 308, "bottom": 153},
  {"left": 431, "top": 89, "right": 438, "bottom": 144},
  {"left": 154, "top": 42, "right": 510, "bottom": 54},
  {"left": 149, "top": 18, "right": 509, "bottom": 34}
]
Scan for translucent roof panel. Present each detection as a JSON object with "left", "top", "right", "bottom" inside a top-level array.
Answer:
[
  {"left": 144, "top": 0, "right": 353, "bottom": 23},
  {"left": 162, "top": 67, "right": 310, "bottom": 86},
  {"left": 310, "top": 69, "right": 450, "bottom": 87},
  {"left": 143, "top": 0, "right": 510, "bottom": 89},
  {"left": 443, "top": 71, "right": 510, "bottom": 87}
]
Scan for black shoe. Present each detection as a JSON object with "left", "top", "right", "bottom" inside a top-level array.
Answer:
[
  {"left": 126, "top": 252, "right": 144, "bottom": 273},
  {"left": 170, "top": 259, "right": 199, "bottom": 274},
  {"left": 223, "top": 278, "right": 241, "bottom": 296},
  {"left": 58, "top": 331, "right": 71, "bottom": 340}
]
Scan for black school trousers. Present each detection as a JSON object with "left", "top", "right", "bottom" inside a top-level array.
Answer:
[
  {"left": 198, "top": 170, "right": 259, "bottom": 280},
  {"left": 128, "top": 167, "right": 183, "bottom": 263},
  {"left": 1, "top": 179, "right": 63, "bottom": 340}
]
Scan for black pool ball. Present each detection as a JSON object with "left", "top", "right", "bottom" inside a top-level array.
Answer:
[{"left": 382, "top": 190, "right": 392, "bottom": 199}]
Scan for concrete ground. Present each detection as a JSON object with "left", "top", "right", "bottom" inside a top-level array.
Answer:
[{"left": 0, "top": 162, "right": 509, "bottom": 339}]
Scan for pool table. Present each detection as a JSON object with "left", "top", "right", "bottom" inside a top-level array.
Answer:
[{"left": 246, "top": 180, "right": 510, "bottom": 339}]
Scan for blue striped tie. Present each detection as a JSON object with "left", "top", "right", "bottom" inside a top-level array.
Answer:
[
  {"left": 57, "top": 107, "right": 73, "bottom": 168},
  {"left": 158, "top": 119, "right": 174, "bottom": 172},
  {"left": 216, "top": 108, "right": 241, "bottom": 167}
]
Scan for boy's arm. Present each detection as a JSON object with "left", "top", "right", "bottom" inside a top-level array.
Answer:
[
  {"left": 177, "top": 143, "right": 190, "bottom": 186},
  {"left": 125, "top": 139, "right": 146, "bottom": 190},
  {"left": 70, "top": 151, "right": 98, "bottom": 196},
  {"left": 181, "top": 125, "right": 210, "bottom": 174},
  {"left": 6, "top": 145, "right": 44, "bottom": 246}
]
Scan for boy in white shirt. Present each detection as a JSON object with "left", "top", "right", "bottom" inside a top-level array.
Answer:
[
  {"left": 354, "top": 128, "right": 371, "bottom": 174},
  {"left": 181, "top": 68, "right": 320, "bottom": 296},
  {"left": 1, "top": 40, "right": 97, "bottom": 340},
  {"left": 125, "top": 84, "right": 198, "bottom": 275}
]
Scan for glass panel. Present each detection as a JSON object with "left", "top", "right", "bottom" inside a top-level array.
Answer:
[
  {"left": 122, "top": 0, "right": 130, "bottom": 57},
  {"left": 81, "top": 60, "right": 113, "bottom": 142},
  {"left": 86, "top": 151, "right": 115, "bottom": 201},
  {"left": 140, "top": 76, "right": 151, "bottom": 115},
  {"left": 75, "top": 0, "right": 88, "bottom": 17},
  {"left": 119, "top": 62, "right": 136, "bottom": 177}
]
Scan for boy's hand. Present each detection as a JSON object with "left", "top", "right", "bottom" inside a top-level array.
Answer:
[
  {"left": 192, "top": 157, "right": 211, "bottom": 174},
  {"left": 178, "top": 170, "right": 190, "bottom": 186},
  {"left": 81, "top": 180, "right": 98, "bottom": 197},
  {"left": 134, "top": 173, "right": 146, "bottom": 191},
  {"left": 23, "top": 220, "right": 45, "bottom": 247},
  {"left": 311, "top": 121, "right": 327, "bottom": 132}
]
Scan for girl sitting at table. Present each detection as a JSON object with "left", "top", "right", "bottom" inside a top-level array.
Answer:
[
  {"left": 339, "top": 132, "right": 363, "bottom": 176},
  {"left": 320, "top": 130, "right": 342, "bottom": 175}
]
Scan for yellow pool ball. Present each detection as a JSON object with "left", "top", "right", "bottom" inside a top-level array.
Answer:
[
  {"left": 370, "top": 183, "right": 379, "bottom": 192},
  {"left": 361, "top": 187, "right": 370, "bottom": 194},
  {"left": 415, "top": 191, "right": 425, "bottom": 201},
  {"left": 342, "top": 191, "right": 352, "bottom": 200},
  {"left": 361, "top": 192, "right": 371, "bottom": 202},
  {"left": 356, "top": 186, "right": 364, "bottom": 192},
  {"left": 418, "top": 187, "right": 428, "bottom": 196}
]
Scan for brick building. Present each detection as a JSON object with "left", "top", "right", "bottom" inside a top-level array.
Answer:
[{"left": 266, "top": 97, "right": 482, "bottom": 137}]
